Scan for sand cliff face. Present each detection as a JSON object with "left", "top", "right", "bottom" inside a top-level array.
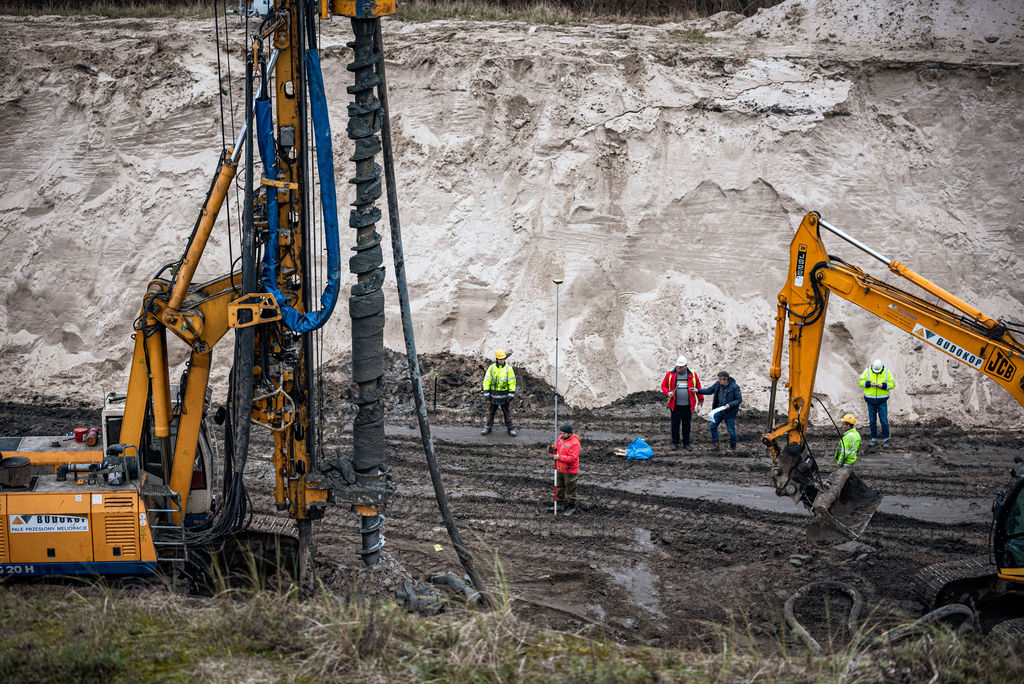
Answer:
[{"left": 1, "top": 1, "right": 1022, "bottom": 426}]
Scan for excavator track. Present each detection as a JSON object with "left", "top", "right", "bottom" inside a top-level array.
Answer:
[{"left": 916, "top": 556, "right": 997, "bottom": 609}]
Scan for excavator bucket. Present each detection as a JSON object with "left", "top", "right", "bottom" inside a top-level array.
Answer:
[{"left": 807, "top": 468, "right": 883, "bottom": 544}]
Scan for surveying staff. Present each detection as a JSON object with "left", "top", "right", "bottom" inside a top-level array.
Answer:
[
  {"left": 548, "top": 423, "right": 580, "bottom": 516},
  {"left": 696, "top": 371, "right": 742, "bottom": 450},
  {"left": 660, "top": 356, "right": 703, "bottom": 451},
  {"left": 482, "top": 349, "right": 517, "bottom": 436},
  {"left": 834, "top": 413, "right": 861, "bottom": 467},
  {"left": 858, "top": 359, "right": 895, "bottom": 447}
]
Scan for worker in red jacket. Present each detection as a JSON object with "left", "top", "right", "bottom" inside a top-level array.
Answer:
[
  {"left": 660, "top": 356, "right": 703, "bottom": 451},
  {"left": 548, "top": 423, "right": 581, "bottom": 516}
]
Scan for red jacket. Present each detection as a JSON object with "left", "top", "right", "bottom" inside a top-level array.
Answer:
[
  {"left": 549, "top": 434, "right": 581, "bottom": 474},
  {"left": 661, "top": 368, "right": 703, "bottom": 411}
]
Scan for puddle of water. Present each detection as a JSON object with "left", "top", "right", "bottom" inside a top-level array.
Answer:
[
  {"left": 878, "top": 496, "right": 989, "bottom": 524},
  {"left": 602, "top": 560, "right": 665, "bottom": 619},
  {"left": 634, "top": 527, "right": 654, "bottom": 548},
  {"left": 608, "top": 477, "right": 799, "bottom": 516},
  {"left": 603, "top": 477, "right": 990, "bottom": 524}
]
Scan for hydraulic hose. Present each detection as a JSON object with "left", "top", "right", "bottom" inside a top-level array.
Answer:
[
  {"left": 233, "top": 48, "right": 258, "bottom": 485},
  {"left": 786, "top": 580, "right": 975, "bottom": 657},
  {"left": 784, "top": 580, "right": 863, "bottom": 656},
  {"left": 372, "top": 19, "right": 493, "bottom": 608}
]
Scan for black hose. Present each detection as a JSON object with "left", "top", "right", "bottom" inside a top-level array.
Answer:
[
  {"left": 372, "top": 18, "right": 493, "bottom": 608},
  {"left": 786, "top": 580, "right": 975, "bottom": 657},
  {"left": 784, "top": 580, "right": 863, "bottom": 656}
]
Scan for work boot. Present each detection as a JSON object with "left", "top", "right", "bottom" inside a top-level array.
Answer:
[
  {"left": 882, "top": 439, "right": 890, "bottom": 448},
  {"left": 670, "top": 442, "right": 679, "bottom": 451},
  {"left": 870, "top": 438, "right": 878, "bottom": 447},
  {"left": 481, "top": 425, "right": 492, "bottom": 435},
  {"left": 728, "top": 442, "right": 736, "bottom": 451},
  {"left": 508, "top": 428, "right": 517, "bottom": 437},
  {"left": 684, "top": 443, "right": 693, "bottom": 451},
  {"left": 713, "top": 441, "right": 721, "bottom": 451}
]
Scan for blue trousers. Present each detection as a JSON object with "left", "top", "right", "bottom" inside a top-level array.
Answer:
[
  {"left": 864, "top": 396, "right": 889, "bottom": 440},
  {"left": 709, "top": 414, "right": 737, "bottom": 445}
]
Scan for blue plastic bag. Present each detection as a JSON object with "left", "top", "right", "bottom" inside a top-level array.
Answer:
[{"left": 625, "top": 437, "right": 653, "bottom": 460}]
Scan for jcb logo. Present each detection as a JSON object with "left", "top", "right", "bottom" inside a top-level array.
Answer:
[
  {"left": 986, "top": 349, "right": 1018, "bottom": 382},
  {"left": 794, "top": 245, "right": 808, "bottom": 287}
]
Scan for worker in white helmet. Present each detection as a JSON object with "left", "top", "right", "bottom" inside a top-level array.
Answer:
[
  {"left": 858, "top": 359, "right": 896, "bottom": 447},
  {"left": 481, "top": 349, "right": 517, "bottom": 436}
]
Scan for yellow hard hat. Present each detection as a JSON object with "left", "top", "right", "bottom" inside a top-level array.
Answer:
[
  {"left": 842, "top": 413, "right": 857, "bottom": 426},
  {"left": 495, "top": 349, "right": 507, "bottom": 360}
]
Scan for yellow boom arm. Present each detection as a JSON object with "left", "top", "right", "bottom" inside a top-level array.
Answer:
[{"left": 763, "top": 212, "right": 1024, "bottom": 509}]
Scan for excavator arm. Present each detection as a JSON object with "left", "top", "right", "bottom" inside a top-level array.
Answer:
[{"left": 764, "top": 212, "right": 1024, "bottom": 540}]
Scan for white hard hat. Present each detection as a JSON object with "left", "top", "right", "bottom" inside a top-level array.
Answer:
[
  {"left": 871, "top": 359, "right": 884, "bottom": 373},
  {"left": 676, "top": 356, "right": 688, "bottom": 367}
]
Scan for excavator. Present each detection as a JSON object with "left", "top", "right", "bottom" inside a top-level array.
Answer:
[
  {"left": 763, "top": 211, "right": 1024, "bottom": 628},
  {"left": 0, "top": 0, "right": 401, "bottom": 584}
]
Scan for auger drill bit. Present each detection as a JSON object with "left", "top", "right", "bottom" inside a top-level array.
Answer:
[{"left": 345, "top": 12, "right": 389, "bottom": 566}]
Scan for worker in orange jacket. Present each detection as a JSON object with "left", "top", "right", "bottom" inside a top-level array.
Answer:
[{"left": 548, "top": 423, "right": 581, "bottom": 516}]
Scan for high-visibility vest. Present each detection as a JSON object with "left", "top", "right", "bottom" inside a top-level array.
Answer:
[
  {"left": 482, "top": 362, "right": 517, "bottom": 394},
  {"left": 834, "top": 428, "right": 861, "bottom": 466},
  {"left": 858, "top": 367, "right": 896, "bottom": 399}
]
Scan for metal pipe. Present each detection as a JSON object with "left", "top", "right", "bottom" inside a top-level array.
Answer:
[
  {"left": 553, "top": 278, "right": 562, "bottom": 517},
  {"left": 230, "top": 49, "right": 280, "bottom": 165},
  {"left": 817, "top": 218, "right": 890, "bottom": 265}
]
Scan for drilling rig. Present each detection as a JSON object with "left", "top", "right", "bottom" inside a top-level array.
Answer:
[{"left": 0, "top": 0, "right": 400, "bottom": 581}]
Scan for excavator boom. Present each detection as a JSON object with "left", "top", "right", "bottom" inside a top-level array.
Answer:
[{"left": 764, "top": 212, "right": 1024, "bottom": 544}]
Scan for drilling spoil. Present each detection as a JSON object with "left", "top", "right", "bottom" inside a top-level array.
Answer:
[{"left": 2, "top": 0, "right": 1024, "bottom": 655}]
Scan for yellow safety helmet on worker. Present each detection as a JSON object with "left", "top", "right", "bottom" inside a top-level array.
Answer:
[{"left": 495, "top": 349, "right": 507, "bottom": 360}]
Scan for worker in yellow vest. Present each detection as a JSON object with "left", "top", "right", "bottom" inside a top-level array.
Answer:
[
  {"left": 482, "top": 349, "right": 517, "bottom": 436},
  {"left": 834, "top": 413, "right": 861, "bottom": 467},
  {"left": 858, "top": 359, "right": 896, "bottom": 447}
]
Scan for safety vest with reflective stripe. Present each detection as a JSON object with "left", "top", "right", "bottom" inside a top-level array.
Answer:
[
  {"left": 834, "top": 428, "right": 861, "bottom": 466},
  {"left": 858, "top": 367, "right": 896, "bottom": 399},
  {"left": 482, "top": 362, "right": 517, "bottom": 394}
]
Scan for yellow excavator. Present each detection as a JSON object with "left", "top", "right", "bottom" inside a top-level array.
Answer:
[
  {"left": 763, "top": 211, "right": 1024, "bottom": 626},
  {"left": 0, "top": 0, "right": 400, "bottom": 583}
]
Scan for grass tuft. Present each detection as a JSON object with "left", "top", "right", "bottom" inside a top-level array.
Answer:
[{"left": 3, "top": 581, "right": 1024, "bottom": 681}]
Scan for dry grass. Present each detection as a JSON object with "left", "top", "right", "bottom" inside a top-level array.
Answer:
[
  {"left": 2, "top": 580, "right": 1024, "bottom": 682},
  {"left": 0, "top": 0, "right": 216, "bottom": 18}
]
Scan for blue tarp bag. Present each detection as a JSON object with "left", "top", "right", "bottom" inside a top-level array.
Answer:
[{"left": 625, "top": 438, "right": 653, "bottom": 460}]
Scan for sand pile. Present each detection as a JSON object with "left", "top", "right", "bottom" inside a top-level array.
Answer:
[
  {"left": 0, "top": 3, "right": 1022, "bottom": 427},
  {"left": 725, "top": 0, "right": 1024, "bottom": 58}
]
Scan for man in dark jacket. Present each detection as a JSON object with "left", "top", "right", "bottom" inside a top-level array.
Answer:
[{"left": 696, "top": 371, "right": 742, "bottom": 450}]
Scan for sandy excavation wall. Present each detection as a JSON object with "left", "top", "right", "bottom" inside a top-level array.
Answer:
[{"left": 0, "top": 0, "right": 1022, "bottom": 427}]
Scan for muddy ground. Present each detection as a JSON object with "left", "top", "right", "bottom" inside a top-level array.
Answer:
[{"left": 4, "top": 350, "right": 1022, "bottom": 652}]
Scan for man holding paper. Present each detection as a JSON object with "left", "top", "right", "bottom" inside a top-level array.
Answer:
[{"left": 696, "top": 371, "right": 743, "bottom": 451}]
